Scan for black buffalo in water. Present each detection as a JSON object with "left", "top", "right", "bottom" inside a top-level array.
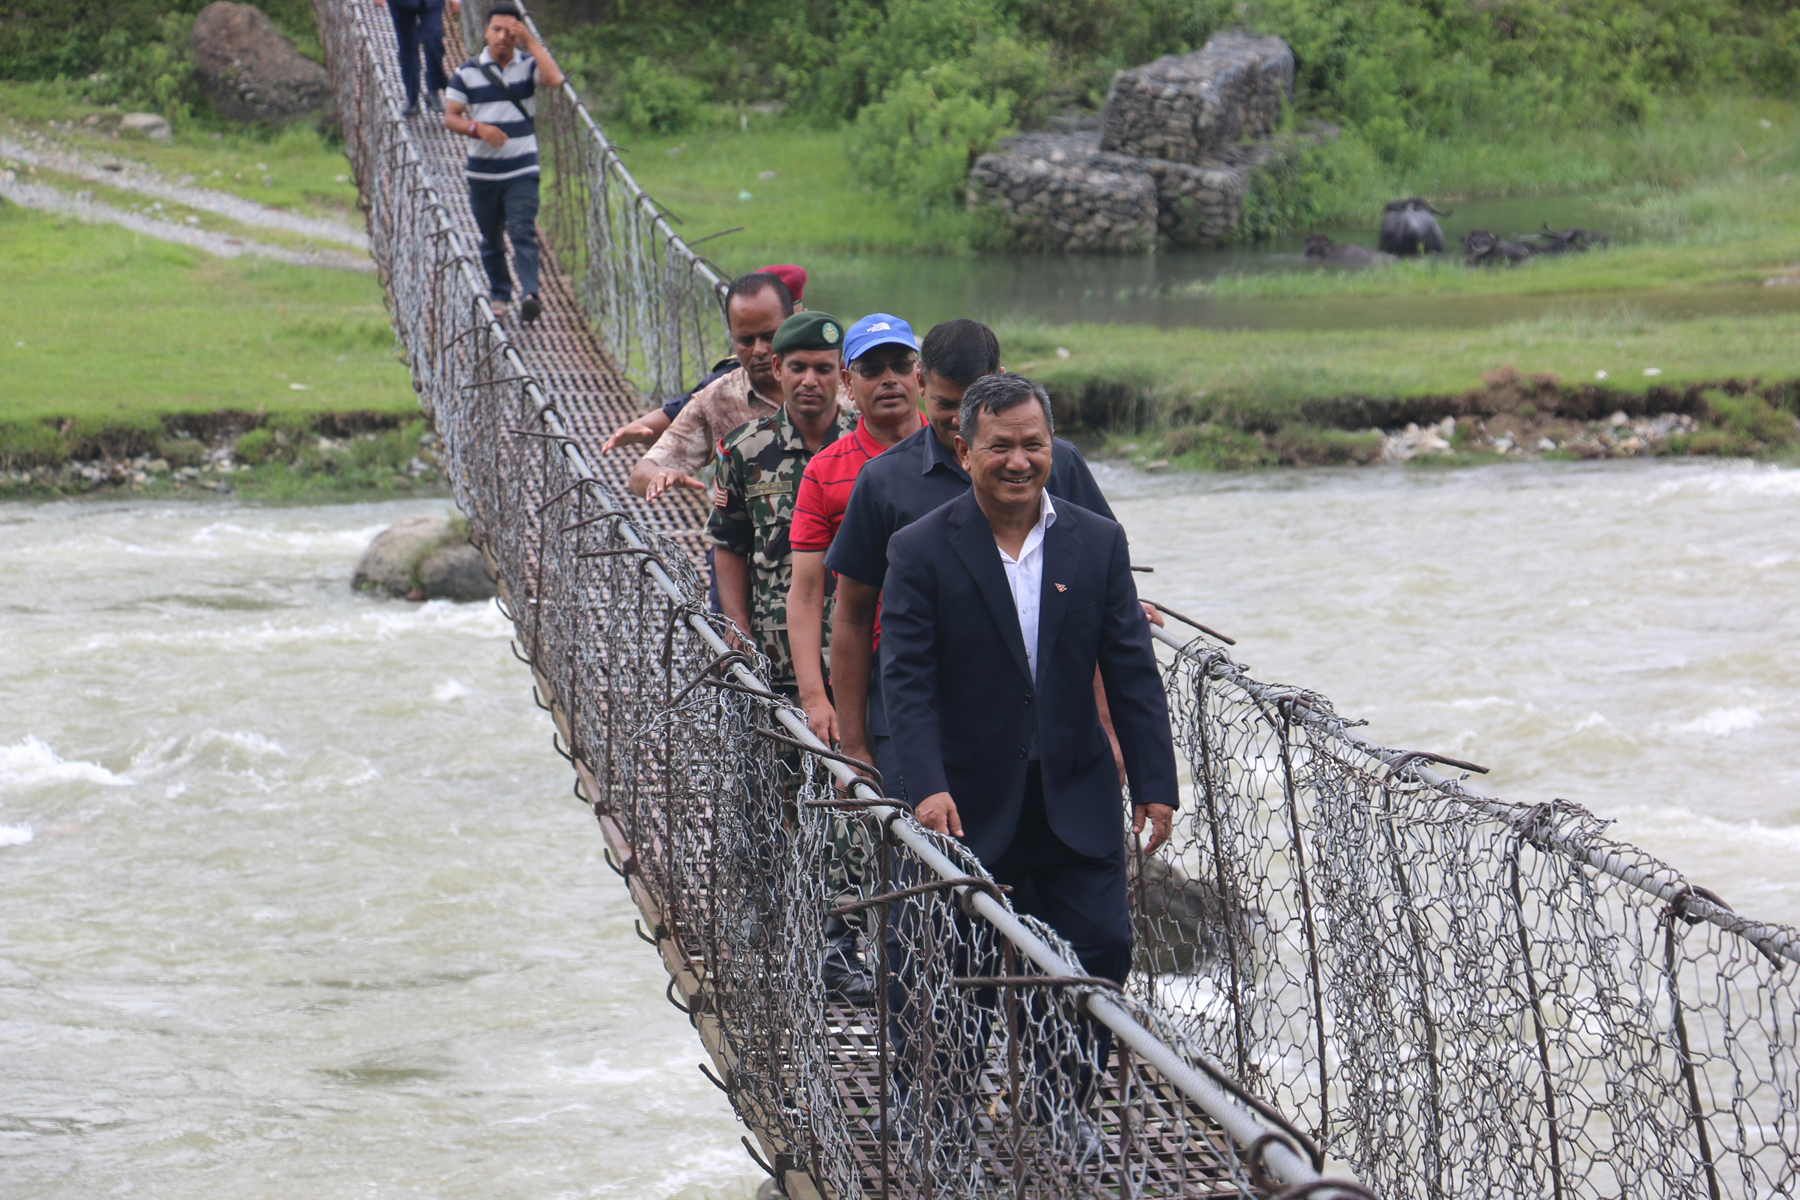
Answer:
[
  {"left": 1527, "top": 223, "right": 1612, "bottom": 254},
  {"left": 1304, "top": 234, "right": 1398, "bottom": 266},
  {"left": 1463, "top": 228, "right": 1533, "bottom": 267},
  {"left": 1378, "top": 198, "right": 1450, "bottom": 256}
]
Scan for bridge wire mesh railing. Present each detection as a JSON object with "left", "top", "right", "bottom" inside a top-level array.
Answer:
[
  {"left": 316, "top": 2, "right": 1352, "bottom": 1197},
  {"left": 321, "top": 2, "right": 1798, "bottom": 1194},
  {"left": 457, "top": 0, "right": 730, "bottom": 403},
  {"left": 1140, "top": 621, "right": 1799, "bottom": 1200}
]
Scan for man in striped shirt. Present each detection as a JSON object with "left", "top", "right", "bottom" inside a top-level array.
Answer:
[
  {"left": 442, "top": 2, "right": 564, "bottom": 324},
  {"left": 786, "top": 314, "right": 927, "bottom": 754}
]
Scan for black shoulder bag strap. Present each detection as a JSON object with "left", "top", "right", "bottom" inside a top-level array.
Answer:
[{"left": 474, "top": 60, "right": 533, "bottom": 133}]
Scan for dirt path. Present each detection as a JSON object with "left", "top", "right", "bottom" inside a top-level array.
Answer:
[
  {"left": 0, "top": 171, "right": 375, "bottom": 271},
  {"left": 0, "top": 133, "right": 368, "bottom": 251}
]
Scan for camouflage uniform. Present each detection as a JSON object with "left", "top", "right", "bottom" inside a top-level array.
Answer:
[
  {"left": 706, "top": 403, "right": 875, "bottom": 933},
  {"left": 706, "top": 404, "right": 857, "bottom": 692}
]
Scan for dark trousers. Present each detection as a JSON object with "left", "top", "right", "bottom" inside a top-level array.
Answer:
[
  {"left": 385, "top": 2, "right": 447, "bottom": 108},
  {"left": 467, "top": 174, "right": 540, "bottom": 303},
  {"left": 885, "top": 765, "right": 1131, "bottom": 1115}
]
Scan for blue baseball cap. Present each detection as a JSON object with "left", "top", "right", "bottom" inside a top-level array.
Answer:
[{"left": 842, "top": 313, "right": 917, "bottom": 363}]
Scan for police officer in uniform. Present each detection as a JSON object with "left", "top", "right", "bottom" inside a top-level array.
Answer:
[{"left": 707, "top": 311, "right": 874, "bottom": 1003}]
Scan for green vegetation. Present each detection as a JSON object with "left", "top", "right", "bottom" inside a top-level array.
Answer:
[
  {"left": 1, "top": 82, "right": 361, "bottom": 222},
  {"left": 548, "top": 0, "right": 1799, "bottom": 231},
  {"left": 994, "top": 308, "right": 1800, "bottom": 461},
  {"left": 0, "top": 201, "right": 429, "bottom": 496},
  {"left": 0, "top": 0, "right": 320, "bottom": 131}
]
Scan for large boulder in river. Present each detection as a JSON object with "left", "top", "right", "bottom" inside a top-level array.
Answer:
[
  {"left": 191, "top": 2, "right": 331, "bottom": 123},
  {"left": 355, "top": 513, "right": 497, "bottom": 602}
]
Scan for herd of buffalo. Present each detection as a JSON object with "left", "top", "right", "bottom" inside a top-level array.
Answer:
[{"left": 1303, "top": 198, "right": 1611, "bottom": 268}]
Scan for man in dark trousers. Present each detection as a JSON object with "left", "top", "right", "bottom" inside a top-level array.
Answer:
[
  {"left": 380, "top": 0, "right": 458, "bottom": 117},
  {"left": 442, "top": 3, "right": 564, "bottom": 324},
  {"left": 878, "top": 371, "right": 1177, "bottom": 1156}
]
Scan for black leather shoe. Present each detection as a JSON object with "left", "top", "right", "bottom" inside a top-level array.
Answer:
[{"left": 519, "top": 294, "right": 542, "bottom": 324}]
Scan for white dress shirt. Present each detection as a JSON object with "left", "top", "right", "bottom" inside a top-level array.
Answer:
[{"left": 996, "top": 490, "right": 1057, "bottom": 684}]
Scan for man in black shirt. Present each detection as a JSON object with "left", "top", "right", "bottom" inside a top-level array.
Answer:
[{"left": 824, "top": 320, "right": 1115, "bottom": 795}]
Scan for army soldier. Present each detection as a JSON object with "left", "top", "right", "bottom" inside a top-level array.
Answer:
[
  {"left": 708, "top": 311, "right": 873, "bottom": 1003},
  {"left": 708, "top": 310, "right": 857, "bottom": 694}
]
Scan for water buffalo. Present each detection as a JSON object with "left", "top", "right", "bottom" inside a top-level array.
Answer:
[
  {"left": 1463, "top": 228, "right": 1533, "bottom": 267},
  {"left": 1528, "top": 223, "right": 1611, "bottom": 254},
  {"left": 1304, "top": 234, "right": 1398, "bottom": 266},
  {"left": 1378, "top": 198, "right": 1450, "bottom": 256}
]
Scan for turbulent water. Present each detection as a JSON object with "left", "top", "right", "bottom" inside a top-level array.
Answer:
[{"left": 3, "top": 462, "right": 1795, "bottom": 1195}]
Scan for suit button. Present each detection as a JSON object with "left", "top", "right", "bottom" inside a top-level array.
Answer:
[
  {"left": 1018, "top": 748, "right": 1027, "bottom": 759},
  {"left": 1023, "top": 694, "right": 1033, "bottom": 704}
]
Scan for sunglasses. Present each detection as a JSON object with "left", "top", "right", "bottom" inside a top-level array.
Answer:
[{"left": 849, "top": 355, "right": 917, "bottom": 380}]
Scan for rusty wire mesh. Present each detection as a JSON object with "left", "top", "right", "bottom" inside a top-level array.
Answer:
[
  {"left": 315, "top": 2, "right": 1337, "bottom": 1196},
  {"left": 1141, "top": 626, "right": 1800, "bottom": 1200},
  {"left": 319, "top": 2, "right": 1796, "bottom": 1196}
]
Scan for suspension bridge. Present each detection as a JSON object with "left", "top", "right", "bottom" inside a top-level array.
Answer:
[{"left": 314, "top": 2, "right": 1800, "bottom": 1196}]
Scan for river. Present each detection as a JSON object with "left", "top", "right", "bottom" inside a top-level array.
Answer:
[{"left": 3, "top": 461, "right": 1795, "bottom": 1196}]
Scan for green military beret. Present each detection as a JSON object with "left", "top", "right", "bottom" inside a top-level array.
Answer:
[{"left": 771, "top": 311, "right": 843, "bottom": 355}]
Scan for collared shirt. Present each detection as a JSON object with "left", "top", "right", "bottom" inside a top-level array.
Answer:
[
  {"left": 643, "top": 366, "right": 782, "bottom": 478},
  {"left": 705, "top": 405, "right": 858, "bottom": 689},
  {"left": 659, "top": 357, "right": 738, "bottom": 422},
  {"left": 996, "top": 490, "right": 1056, "bottom": 685},
  {"left": 825, "top": 423, "right": 1114, "bottom": 593},
  {"left": 445, "top": 48, "right": 540, "bottom": 180}
]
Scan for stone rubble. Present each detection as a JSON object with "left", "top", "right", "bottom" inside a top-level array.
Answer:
[
  {"left": 1381, "top": 410, "right": 1702, "bottom": 463},
  {"left": 968, "top": 32, "right": 1297, "bottom": 253}
]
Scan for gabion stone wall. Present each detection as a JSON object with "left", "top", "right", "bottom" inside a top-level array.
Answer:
[
  {"left": 966, "top": 32, "right": 1293, "bottom": 253},
  {"left": 1099, "top": 32, "right": 1295, "bottom": 165},
  {"left": 967, "top": 132, "right": 1158, "bottom": 253}
]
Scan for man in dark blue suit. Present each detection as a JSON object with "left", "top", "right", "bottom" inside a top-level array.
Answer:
[{"left": 877, "top": 372, "right": 1177, "bottom": 1151}]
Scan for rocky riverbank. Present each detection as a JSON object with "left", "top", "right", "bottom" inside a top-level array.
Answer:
[{"left": 0, "top": 415, "right": 447, "bottom": 500}]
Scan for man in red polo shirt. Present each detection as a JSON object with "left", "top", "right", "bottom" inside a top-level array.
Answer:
[{"left": 786, "top": 313, "right": 926, "bottom": 753}]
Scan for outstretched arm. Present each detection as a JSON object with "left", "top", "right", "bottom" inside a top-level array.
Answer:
[
  {"left": 787, "top": 551, "right": 836, "bottom": 745},
  {"left": 1094, "top": 525, "right": 1179, "bottom": 850}
]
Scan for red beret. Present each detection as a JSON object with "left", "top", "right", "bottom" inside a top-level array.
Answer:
[{"left": 756, "top": 263, "right": 807, "bottom": 303}]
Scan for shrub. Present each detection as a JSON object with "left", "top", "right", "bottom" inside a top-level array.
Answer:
[
  {"left": 1690, "top": 390, "right": 1800, "bottom": 452},
  {"left": 1164, "top": 423, "right": 1275, "bottom": 470},
  {"left": 614, "top": 57, "right": 707, "bottom": 133},
  {"left": 847, "top": 70, "right": 1014, "bottom": 214},
  {"left": 233, "top": 428, "right": 277, "bottom": 465}
]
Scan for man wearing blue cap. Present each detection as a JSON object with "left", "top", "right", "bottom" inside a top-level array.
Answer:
[{"left": 786, "top": 313, "right": 928, "bottom": 757}]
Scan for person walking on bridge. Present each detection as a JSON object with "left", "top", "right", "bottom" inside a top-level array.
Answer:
[
  {"left": 379, "top": 0, "right": 458, "bottom": 117},
  {"left": 878, "top": 371, "right": 1178, "bottom": 1155},
  {"left": 705, "top": 311, "right": 873, "bottom": 1003},
  {"left": 602, "top": 264, "right": 810, "bottom": 455},
  {"left": 442, "top": 2, "right": 563, "bottom": 325},
  {"left": 785, "top": 313, "right": 928, "bottom": 755}
]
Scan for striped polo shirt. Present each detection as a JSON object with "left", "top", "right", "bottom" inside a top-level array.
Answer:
[{"left": 444, "top": 47, "right": 540, "bottom": 181}]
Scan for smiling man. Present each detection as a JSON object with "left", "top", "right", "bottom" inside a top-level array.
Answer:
[{"left": 876, "top": 371, "right": 1178, "bottom": 1151}]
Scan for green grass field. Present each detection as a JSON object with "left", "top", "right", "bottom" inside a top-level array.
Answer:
[{"left": 1, "top": 203, "right": 408, "bottom": 422}]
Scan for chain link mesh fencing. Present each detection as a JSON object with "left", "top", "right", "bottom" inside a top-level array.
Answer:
[
  {"left": 1142, "top": 623, "right": 1799, "bottom": 1200},
  {"left": 314, "top": 2, "right": 1348, "bottom": 1196},
  {"left": 317, "top": 2, "right": 1795, "bottom": 1195}
]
